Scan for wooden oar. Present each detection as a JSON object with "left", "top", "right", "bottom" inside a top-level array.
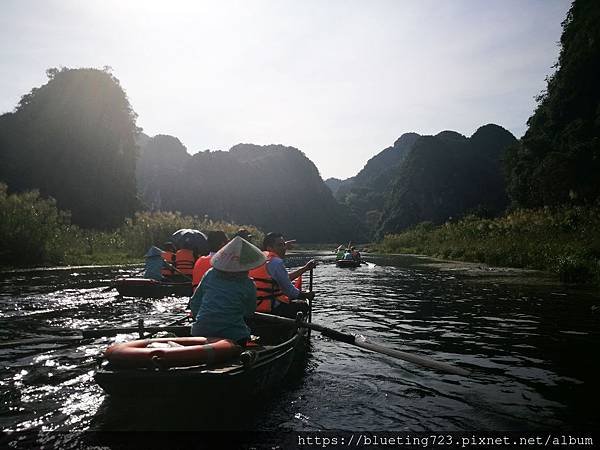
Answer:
[
  {"left": 162, "top": 260, "right": 193, "bottom": 282},
  {"left": 0, "top": 335, "right": 83, "bottom": 348},
  {"left": 0, "top": 315, "right": 192, "bottom": 348},
  {"left": 252, "top": 312, "right": 470, "bottom": 376},
  {"left": 80, "top": 314, "right": 191, "bottom": 339},
  {"left": 308, "top": 268, "right": 314, "bottom": 323}
]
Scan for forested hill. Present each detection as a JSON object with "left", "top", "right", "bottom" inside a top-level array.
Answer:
[
  {"left": 377, "top": 124, "right": 517, "bottom": 236},
  {"left": 328, "top": 132, "right": 421, "bottom": 231},
  {"left": 0, "top": 68, "right": 139, "bottom": 229},
  {"left": 505, "top": 0, "right": 600, "bottom": 207},
  {"left": 137, "top": 137, "right": 365, "bottom": 242}
]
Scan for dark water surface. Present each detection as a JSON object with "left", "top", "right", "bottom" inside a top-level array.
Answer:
[{"left": 1, "top": 253, "right": 599, "bottom": 447}]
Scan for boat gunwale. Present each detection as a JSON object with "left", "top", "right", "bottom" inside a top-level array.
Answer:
[{"left": 96, "top": 321, "right": 304, "bottom": 378}]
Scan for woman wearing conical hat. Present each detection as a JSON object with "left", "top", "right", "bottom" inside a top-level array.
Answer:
[{"left": 190, "top": 236, "right": 267, "bottom": 344}]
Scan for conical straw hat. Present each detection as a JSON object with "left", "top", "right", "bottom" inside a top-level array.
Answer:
[{"left": 211, "top": 236, "right": 266, "bottom": 272}]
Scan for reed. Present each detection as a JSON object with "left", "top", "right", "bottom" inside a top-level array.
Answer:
[
  {"left": 0, "top": 183, "right": 262, "bottom": 268},
  {"left": 375, "top": 206, "right": 600, "bottom": 285}
]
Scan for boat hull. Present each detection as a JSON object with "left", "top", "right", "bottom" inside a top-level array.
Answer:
[
  {"left": 336, "top": 259, "right": 361, "bottom": 268},
  {"left": 113, "top": 278, "right": 193, "bottom": 298},
  {"left": 94, "top": 319, "right": 307, "bottom": 398}
]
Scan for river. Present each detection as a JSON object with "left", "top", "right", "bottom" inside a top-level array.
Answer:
[{"left": 1, "top": 252, "right": 599, "bottom": 448}]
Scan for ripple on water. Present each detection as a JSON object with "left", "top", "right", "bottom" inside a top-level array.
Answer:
[{"left": 1, "top": 257, "right": 599, "bottom": 439}]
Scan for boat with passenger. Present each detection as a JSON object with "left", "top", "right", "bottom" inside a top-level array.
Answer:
[
  {"left": 94, "top": 313, "right": 308, "bottom": 398},
  {"left": 335, "top": 245, "right": 363, "bottom": 268}
]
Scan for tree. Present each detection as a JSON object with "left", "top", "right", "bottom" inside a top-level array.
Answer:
[{"left": 0, "top": 67, "right": 140, "bottom": 228}]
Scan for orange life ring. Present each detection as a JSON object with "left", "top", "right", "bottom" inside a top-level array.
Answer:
[{"left": 104, "top": 337, "right": 241, "bottom": 368}]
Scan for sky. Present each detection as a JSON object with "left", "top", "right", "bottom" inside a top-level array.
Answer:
[{"left": 0, "top": 0, "right": 571, "bottom": 180}]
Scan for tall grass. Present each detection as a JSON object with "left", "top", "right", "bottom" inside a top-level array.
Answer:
[
  {"left": 0, "top": 183, "right": 263, "bottom": 268},
  {"left": 375, "top": 207, "right": 600, "bottom": 284}
]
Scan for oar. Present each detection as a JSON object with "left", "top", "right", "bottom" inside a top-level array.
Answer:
[
  {"left": 252, "top": 312, "right": 470, "bottom": 376},
  {"left": 0, "top": 335, "right": 83, "bottom": 348},
  {"left": 162, "top": 260, "right": 193, "bottom": 282},
  {"left": 103, "top": 260, "right": 193, "bottom": 292},
  {"left": 82, "top": 314, "right": 191, "bottom": 338},
  {"left": 0, "top": 315, "right": 192, "bottom": 348},
  {"left": 308, "top": 268, "right": 314, "bottom": 323}
]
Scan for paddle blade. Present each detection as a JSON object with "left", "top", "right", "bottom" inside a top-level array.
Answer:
[{"left": 355, "top": 338, "right": 470, "bottom": 376}]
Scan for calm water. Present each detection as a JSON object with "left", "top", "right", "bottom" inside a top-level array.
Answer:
[{"left": 1, "top": 253, "right": 599, "bottom": 447}]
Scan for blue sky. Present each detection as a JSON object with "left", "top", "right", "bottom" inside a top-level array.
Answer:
[{"left": 0, "top": 0, "right": 571, "bottom": 179}]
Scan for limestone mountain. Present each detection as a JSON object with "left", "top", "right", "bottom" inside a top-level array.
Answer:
[
  {"left": 136, "top": 139, "right": 365, "bottom": 242},
  {"left": 333, "top": 132, "right": 421, "bottom": 232},
  {"left": 0, "top": 67, "right": 139, "bottom": 229},
  {"left": 377, "top": 124, "right": 517, "bottom": 236},
  {"left": 505, "top": 0, "right": 600, "bottom": 207}
]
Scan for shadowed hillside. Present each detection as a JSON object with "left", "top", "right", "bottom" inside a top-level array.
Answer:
[
  {"left": 377, "top": 124, "right": 517, "bottom": 236},
  {"left": 137, "top": 139, "right": 365, "bottom": 242},
  {"left": 0, "top": 67, "right": 139, "bottom": 228},
  {"left": 332, "top": 132, "right": 421, "bottom": 232},
  {"left": 505, "top": 0, "right": 600, "bottom": 208}
]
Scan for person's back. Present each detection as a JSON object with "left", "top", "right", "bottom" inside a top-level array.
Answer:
[
  {"left": 191, "top": 269, "right": 256, "bottom": 342},
  {"left": 143, "top": 246, "right": 164, "bottom": 281},
  {"left": 190, "top": 236, "right": 266, "bottom": 344},
  {"left": 175, "top": 248, "right": 195, "bottom": 276},
  {"left": 343, "top": 251, "right": 353, "bottom": 261},
  {"left": 192, "top": 256, "right": 212, "bottom": 289},
  {"left": 192, "top": 230, "right": 229, "bottom": 290}
]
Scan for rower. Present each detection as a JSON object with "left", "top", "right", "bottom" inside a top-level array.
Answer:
[{"left": 249, "top": 232, "right": 316, "bottom": 318}]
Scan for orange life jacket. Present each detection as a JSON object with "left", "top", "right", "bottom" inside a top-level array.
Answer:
[
  {"left": 249, "top": 251, "right": 289, "bottom": 313},
  {"left": 175, "top": 249, "right": 195, "bottom": 276},
  {"left": 192, "top": 255, "right": 212, "bottom": 289},
  {"left": 161, "top": 251, "right": 176, "bottom": 277}
]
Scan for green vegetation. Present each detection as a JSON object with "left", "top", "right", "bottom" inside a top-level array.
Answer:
[
  {"left": 0, "top": 183, "right": 262, "bottom": 268},
  {"left": 505, "top": 0, "right": 599, "bottom": 208},
  {"left": 375, "top": 207, "right": 600, "bottom": 284}
]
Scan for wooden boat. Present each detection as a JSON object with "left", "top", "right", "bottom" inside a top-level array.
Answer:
[
  {"left": 336, "top": 259, "right": 362, "bottom": 268},
  {"left": 94, "top": 314, "right": 308, "bottom": 398},
  {"left": 113, "top": 277, "right": 193, "bottom": 298}
]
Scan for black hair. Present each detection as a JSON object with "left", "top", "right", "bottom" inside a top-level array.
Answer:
[
  {"left": 263, "top": 232, "right": 283, "bottom": 251},
  {"left": 207, "top": 231, "right": 229, "bottom": 253}
]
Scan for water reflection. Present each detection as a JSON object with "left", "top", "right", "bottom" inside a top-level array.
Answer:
[{"left": 0, "top": 254, "right": 599, "bottom": 445}]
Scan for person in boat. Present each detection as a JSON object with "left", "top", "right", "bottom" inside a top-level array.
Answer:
[
  {"left": 335, "top": 245, "right": 345, "bottom": 260},
  {"left": 160, "top": 242, "right": 177, "bottom": 279},
  {"left": 143, "top": 246, "right": 165, "bottom": 281},
  {"left": 234, "top": 228, "right": 253, "bottom": 243},
  {"left": 249, "top": 232, "right": 316, "bottom": 318},
  {"left": 351, "top": 246, "right": 361, "bottom": 262},
  {"left": 190, "top": 236, "right": 266, "bottom": 345},
  {"left": 192, "top": 230, "right": 229, "bottom": 291}
]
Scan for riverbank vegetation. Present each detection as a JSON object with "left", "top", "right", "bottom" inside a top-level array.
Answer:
[
  {"left": 0, "top": 183, "right": 261, "bottom": 268},
  {"left": 375, "top": 206, "right": 600, "bottom": 285}
]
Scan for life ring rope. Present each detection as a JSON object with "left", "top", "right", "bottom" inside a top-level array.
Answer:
[{"left": 104, "top": 336, "right": 242, "bottom": 369}]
